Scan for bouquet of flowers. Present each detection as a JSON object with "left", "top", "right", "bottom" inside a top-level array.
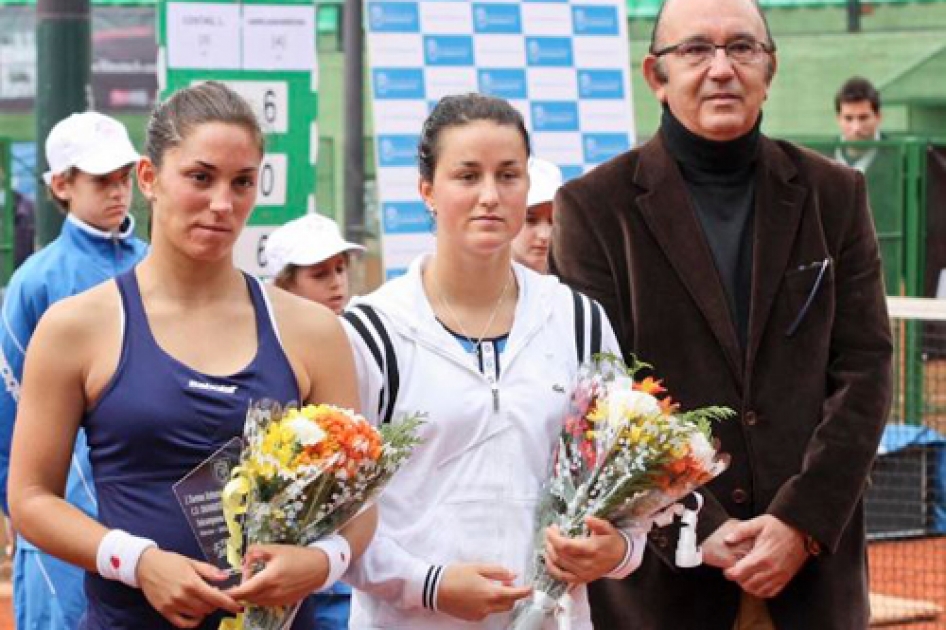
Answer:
[
  {"left": 219, "top": 401, "right": 422, "bottom": 630},
  {"left": 509, "top": 355, "right": 732, "bottom": 630}
]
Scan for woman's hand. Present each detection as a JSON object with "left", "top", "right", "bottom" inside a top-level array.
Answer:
[
  {"left": 225, "top": 544, "right": 329, "bottom": 607},
  {"left": 544, "top": 516, "right": 626, "bottom": 584},
  {"left": 137, "top": 547, "right": 242, "bottom": 628},
  {"left": 436, "top": 563, "right": 532, "bottom": 622}
]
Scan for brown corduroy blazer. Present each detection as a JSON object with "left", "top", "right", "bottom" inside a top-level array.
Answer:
[{"left": 550, "top": 133, "right": 893, "bottom": 630}]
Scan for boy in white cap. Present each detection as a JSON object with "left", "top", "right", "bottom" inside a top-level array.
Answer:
[
  {"left": 0, "top": 111, "right": 147, "bottom": 629},
  {"left": 512, "top": 157, "right": 563, "bottom": 274},
  {"left": 266, "top": 213, "right": 365, "bottom": 315},
  {"left": 265, "top": 212, "right": 364, "bottom": 629}
]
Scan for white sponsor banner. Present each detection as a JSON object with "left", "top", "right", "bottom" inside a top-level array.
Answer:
[{"left": 366, "top": 0, "right": 635, "bottom": 279}]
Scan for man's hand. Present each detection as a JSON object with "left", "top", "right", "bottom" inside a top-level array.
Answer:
[
  {"left": 436, "top": 563, "right": 532, "bottom": 622},
  {"left": 543, "top": 517, "right": 626, "bottom": 583},
  {"left": 722, "top": 515, "right": 809, "bottom": 598},
  {"left": 701, "top": 519, "right": 752, "bottom": 570},
  {"left": 137, "top": 547, "right": 242, "bottom": 629}
]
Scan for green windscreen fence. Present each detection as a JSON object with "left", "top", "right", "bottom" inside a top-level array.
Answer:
[
  {"left": 627, "top": 0, "right": 946, "bottom": 19},
  {"left": 800, "top": 140, "right": 908, "bottom": 296}
]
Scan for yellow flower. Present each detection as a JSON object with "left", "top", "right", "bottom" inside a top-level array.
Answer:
[{"left": 586, "top": 401, "right": 605, "bottom": 423}]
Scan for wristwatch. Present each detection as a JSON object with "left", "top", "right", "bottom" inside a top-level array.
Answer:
[{"left": 804, "top": 533, "right": 822, "bottom": 557}]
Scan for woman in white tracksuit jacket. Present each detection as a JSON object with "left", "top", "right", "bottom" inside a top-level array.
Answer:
[{"left": 341, "top": 94, "right": 645, "bottom": 630}]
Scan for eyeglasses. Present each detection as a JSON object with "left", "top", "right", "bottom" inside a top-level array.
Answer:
[{"left": 652, "top": 38, "right": 775, "bottom": 67}]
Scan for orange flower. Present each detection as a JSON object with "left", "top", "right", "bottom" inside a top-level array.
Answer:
[{"left": 634, "top": 377, "right": 666, "bottom": 396}]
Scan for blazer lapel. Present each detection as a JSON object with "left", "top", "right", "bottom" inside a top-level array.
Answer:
[
  {"left": 746, "top": 138, "right": 807, "bottom": 372},
  {"left": 635, "top": 137, "right": 744, "bottom": 383}
]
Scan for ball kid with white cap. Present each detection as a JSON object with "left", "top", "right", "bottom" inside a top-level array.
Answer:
[
  {"left": 0, "top": 111, "right": 147, "bottom": 630},
  {"left": 264, "top": 212, "right": 365, "bottom": 628},
  {"left": 511, "top": 157, "right": 563, "bottom": 274},
  {"left": 266, "top": 213, "right": 365, "bottom": 315}
]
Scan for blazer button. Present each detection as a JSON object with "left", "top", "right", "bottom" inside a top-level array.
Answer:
[
  {"left": 652, "top": 534, "right": 669, "bottom": 549},
  {"left": 744, "top": 411, "right": 758, "bottom": 426},
  {"left": 731, "top": 488, "right": 748, "bottom": 504}
]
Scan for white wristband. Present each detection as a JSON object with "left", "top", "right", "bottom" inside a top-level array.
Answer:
[
  {"left": 604, "top": 529, "right": 635, "bottom": 579},
  {"left": 309, "top": 533, "right": 351, "bottom": 593},
  {"left": 96, "top": 529, "right": 157, "bottom": 588}
]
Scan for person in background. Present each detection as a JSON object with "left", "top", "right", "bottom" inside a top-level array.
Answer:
[
  {"left": 551, "top": 0, "right": 892, "bottom": 627},
  {"left": 264, "top": 211, "right": 365, "bottom": 630},
  {"left": 7, "top": 81, "right": 376, "bottom": 630},
  {"left": 266, "top": 213, "right": 365, "bottom": 315},
  {"left": 511, "top": 157, "right": 562, "bottom": 274},
  {"left": 835, "top": 76, "right": 884, "bottom": 172},
  {"left": 0, "top": 111, "right": 147, "bottom": 630},
  {"left": 834, "top": 76, "right": 901, "bottom": 291},
  {"left": 13, "top": 190, "right": 36, "bottom": 268}
]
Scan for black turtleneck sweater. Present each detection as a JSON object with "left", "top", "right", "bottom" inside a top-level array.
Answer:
[{"left": 661, "top": 107, "right": 761, "bottom": 349}]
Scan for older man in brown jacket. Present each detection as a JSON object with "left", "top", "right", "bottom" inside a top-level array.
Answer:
[{"left": 550, "top": 0, "right": 892, "bottom": 628}]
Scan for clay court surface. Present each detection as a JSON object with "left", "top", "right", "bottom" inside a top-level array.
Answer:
[{"left": 869, "top": 536, "right": 946, "bottom": 628}]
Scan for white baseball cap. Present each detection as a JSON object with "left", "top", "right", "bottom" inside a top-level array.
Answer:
[
  {"left": 265, "top": 214, "right": 366, "bottom": 277},
  {"left": 527, "top": 157, "right": 564, "bottom": 208},
  {"left": 43, "top": 111, "right": 140, "bottom": 186}
]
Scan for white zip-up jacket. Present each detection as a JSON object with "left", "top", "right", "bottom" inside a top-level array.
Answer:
[{"left": 341, "top": 256, "right": 644, "bottom": 630}]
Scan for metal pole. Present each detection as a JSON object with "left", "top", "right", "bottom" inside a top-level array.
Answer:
[
  {"left": 847, "top": 0, "right": 861, "bottom": 33},
  {"left": 35, "top": 0, "right": 91, "bottom": 246},
  {"left": 342, "top": 0, "right": 366, "bottom": 246}
]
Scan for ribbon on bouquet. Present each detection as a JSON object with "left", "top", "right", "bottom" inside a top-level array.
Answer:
[
  {"left": 219, "top": 613, "right": 245, "bottom": 630},
  {"left": 218, "top": 466, "right": 251, "bottom": 630},
  {"left": 221, "top": 466, "right": 250, "bottom": 569},
  {"left": 521, "top": 590, "right": 575, "bottom": 630}
]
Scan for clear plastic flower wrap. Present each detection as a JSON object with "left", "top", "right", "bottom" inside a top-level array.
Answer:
[
  {"left": 509, "top": 355, "right": 732, "bottom": 630},
  {"left": 219, "top": 400, "right": 423, "bottom": 630}
]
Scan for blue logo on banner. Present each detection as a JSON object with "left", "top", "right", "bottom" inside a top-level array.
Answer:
[
  {"left": 525, "top": 37, "right": 574, "bottom": 67},
  {"left": 578, "top": 70, "right": 625, "bottom": 99},
  {"left": 478, "top": 69, "right": 528, "bottom": 99},
  {"left": 472, "top": 4, "right": 522, "bottom": 34},
  {"left": 572, "top": 6, "right": 620, "bottom": 35},
  {"left": 583, "top": 133, "right": 631, "bottom": 164},
  {"left": 383, "top": 202, "right": 429, "bottom": 235},
  {"left": 373, "top": 68, "right": 426, "bottom": 100},
  {"left": 560, "top": 165, "right": 584, "bottom": 181},
  {"left": 532, "top": 101, "right": 579, "bottom": 132},
  {"left": 377, "top": 135, "right": 419, "bottom": 167},
  {"left": 367, "top": 2, "right": 420, "bottom": 33},
  {"left": 424, "top": 35, "right": 475, "bottom": 66}
]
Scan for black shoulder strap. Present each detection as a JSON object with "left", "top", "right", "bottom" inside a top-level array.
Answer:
[
  {"left": 342, "top": 304, "right": 400, "bottom": 424},
  {"left": 589, "top": 298, "right": 603, "bottom": 358},
  {"left": 572, "top": 289, "right": 604, "bottom": 364},
  {"left": 572, "top": 289, "right": 586, "bottom": 364}
]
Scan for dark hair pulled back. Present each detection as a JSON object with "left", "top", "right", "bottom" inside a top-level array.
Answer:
[{"left": 417, "top": 93, "right": 531, "bottom": 182}]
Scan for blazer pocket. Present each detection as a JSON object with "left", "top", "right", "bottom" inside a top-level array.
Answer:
[{"left": 783, "top": 259, "right": 835, "bottom": 334}]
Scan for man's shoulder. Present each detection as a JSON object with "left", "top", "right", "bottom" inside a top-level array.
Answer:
[
  {"left": 565, "top": 144, "right": 646, "bottom": 189},
  {"left": 763, "top": 136, "right": 860, "bottom": 187},
  {"left": 559, "top": 141, "right": 652, "bottom": 214}
]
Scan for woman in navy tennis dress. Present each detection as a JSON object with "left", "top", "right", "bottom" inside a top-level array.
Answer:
[{"left": 7, "top": 81, "right": 376, "bottom": 629}]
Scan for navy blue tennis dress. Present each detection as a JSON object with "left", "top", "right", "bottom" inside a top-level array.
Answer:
[{"left": 80, "top": 269, "right": 315, "bottom": 629}]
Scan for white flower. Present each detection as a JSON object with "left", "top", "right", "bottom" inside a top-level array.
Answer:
[
  {"left": 287, "top": 416, "right": 326, "bottom": 447},
  {"left": 687, "top": 429, "right": 716, "bottom": 467},
  {"left": 607, "top": 379, "right": 661, "bottom": 425}
]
